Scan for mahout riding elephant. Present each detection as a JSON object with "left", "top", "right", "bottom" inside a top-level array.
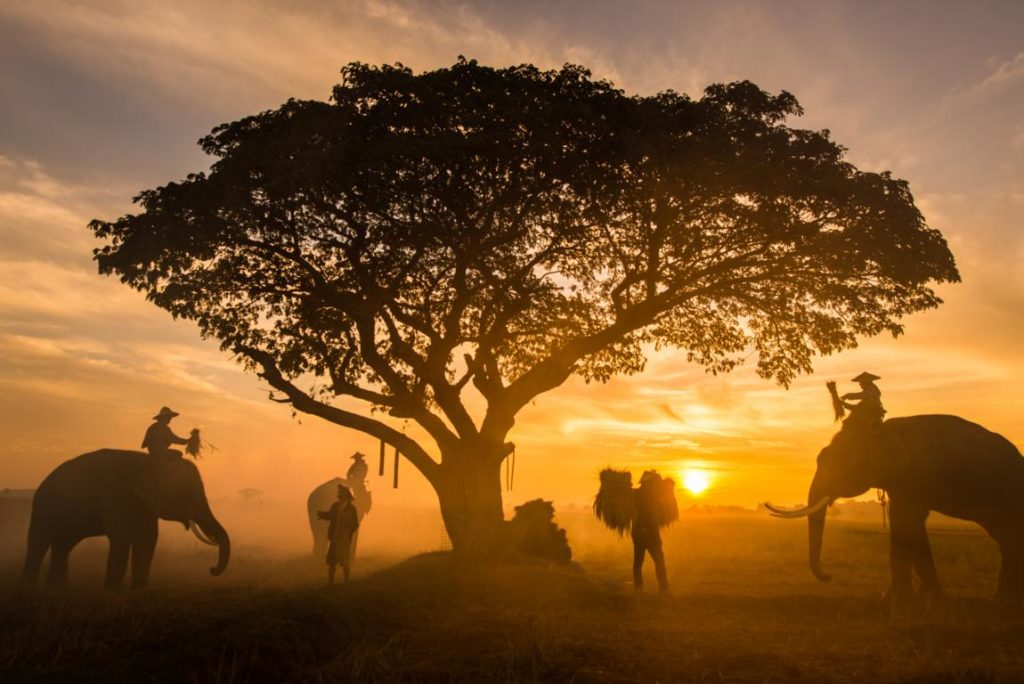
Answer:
[
  {"left": 21, "top": 449, "right": 230, "bottom": 590},
  {"left": 307, "top": 478, "right": 371, "bottom": 559},
  {"left": 766, "top": 415, "right": 1024, "bottom": 606}
]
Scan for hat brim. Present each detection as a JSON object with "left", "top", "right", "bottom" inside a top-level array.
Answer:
[{"left": 153, "top": 411, "right": 180, "bottom": 419}]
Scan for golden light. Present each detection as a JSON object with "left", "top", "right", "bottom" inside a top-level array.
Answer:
[{"left": 681, "top": 469, "right": 711, "bottom": 496}]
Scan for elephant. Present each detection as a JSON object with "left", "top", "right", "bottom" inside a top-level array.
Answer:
[
  {"left": 766, "top": 415, "right": 1024, "bottom": 605},
  {"left": 21, "top": 449, "right": 230, "bottom": 590},
  {"left": 307, "top": 477, "right": 371, "bottom": 560}
]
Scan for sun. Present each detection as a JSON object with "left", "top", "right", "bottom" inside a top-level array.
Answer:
[{"left": 681, "top": 469, "right": 711, "bottom": 496}]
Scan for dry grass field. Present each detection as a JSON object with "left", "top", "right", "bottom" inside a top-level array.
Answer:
[{"left": 1, "top": 502, "right": 1022, "bottom": 683}]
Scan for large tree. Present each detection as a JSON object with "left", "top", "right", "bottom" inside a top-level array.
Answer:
[{"left": 92, "top": 59, "right": 958, "bottom": 553}]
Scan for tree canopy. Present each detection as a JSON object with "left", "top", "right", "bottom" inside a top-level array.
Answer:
[{"left": 91, "top": 58, "right": 959, "bottom": 495}]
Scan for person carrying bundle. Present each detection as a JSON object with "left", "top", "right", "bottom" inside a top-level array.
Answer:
[{"left": 594, "top": 468, "right": 678, "bottom": 593}]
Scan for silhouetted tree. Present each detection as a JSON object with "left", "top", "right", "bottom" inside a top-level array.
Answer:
[{"left": 91, "top": 59, "right": 959, "bottom": 555}]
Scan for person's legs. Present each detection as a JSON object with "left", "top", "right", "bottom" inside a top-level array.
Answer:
[
  {"left": 326, "top": 541, "right": 337, "bottom": 585},
  {"left": 650, "top": 543, "right": 669, "bottom": 592},
  {"left": 632, "top": 540, "right": 645, "bottom": 591}
]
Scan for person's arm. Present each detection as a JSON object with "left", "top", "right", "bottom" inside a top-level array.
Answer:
[
  {"left": 841, "top": 391, "right": 866, "bottom": 400},
  {"left": 169, "top": 429, "right": 190, "bottom": 445},
  {"left": 141, "top": 425, "right": 153, "bottom": 449}
]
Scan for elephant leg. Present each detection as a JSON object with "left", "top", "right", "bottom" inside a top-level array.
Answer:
[
  {"left": 45, "top": 539, "right": 74, "bottom": 588},
  {"left": 313, "top": 537, "right": 327, "bottom": 561},
  {"left": 130, "top": 517, "right": 159, "bottom": 590},
  {"left": 104, "top": 536, "right": 131, "bottom": 591},
  {"left": 348, "top": 529, "right": 360, "bottom": 574},
  {"left": 20, "top": 526, "right": 50, "bottom": 587},
  {"left": 995, "top": 538, "right": 1013, "bottom": 603},
  {"left": 996, "top": 531, "right": 1024, "bottom": 606},
  {"left": 887, "top": 500, "right": 926, "bottom": 604},
  {"left": 910, "top": 522, "right": 942, "bottom": 597}
]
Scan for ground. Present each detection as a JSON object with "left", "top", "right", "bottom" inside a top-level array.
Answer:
[{"left": 1, "top": 507, "right": 1023, "bottom": 682}]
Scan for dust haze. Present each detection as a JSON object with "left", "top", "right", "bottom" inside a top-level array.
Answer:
[{"left": 0, "top": 486, "right": 994, "bottom": 593}]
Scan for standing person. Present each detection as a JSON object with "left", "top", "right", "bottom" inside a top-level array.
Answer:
[
  {"left": 318, "top": 484, "right": 360, "bottom": 585},
  {"left": 841, "top": 372, "right": 886, "bottom": 432},
  {"left": 632, "top": 471, "right": 670, "bottom": 593},
  {"left": 343, "top": 452, "right": 372, "bottom": 573},
  {"left": 142, "top": 407, "right": 190, "bottom": 458}
]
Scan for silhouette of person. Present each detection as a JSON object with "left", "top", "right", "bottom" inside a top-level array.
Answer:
[
  {"left": 142, "top": 406, "right": 189, "bottom": 458},
  {"left": 318, "top": 484, "right": 360, "bottom": 585},
  {"left": 632, "top": 471, "right": 669, "bottom": 593},
  {"left": 346, "top": 452, "right": 369, "bottom": 484},
  {"left": 841, "top": 372, "right": 886, "bottom": 432}
]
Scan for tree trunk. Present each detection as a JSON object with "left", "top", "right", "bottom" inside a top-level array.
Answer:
[{"left": 435, "top": 448, "right": 505, "bottom": 558}]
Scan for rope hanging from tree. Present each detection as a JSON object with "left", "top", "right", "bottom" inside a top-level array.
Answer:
[
  {"left": 877, "top": 489, "right": 889, "bottom": 530},
  {"left": 393, "top": 444, "right": 400, "bottom": 489},
  {"left": 378, "top": 438, "right": 386, "bottom": 477},
  {"left": 505, "top": 446, "right": 516, "bottom": 492}
]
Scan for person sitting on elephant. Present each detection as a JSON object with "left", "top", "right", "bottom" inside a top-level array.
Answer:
[
  {"left": 142, "top": 406, "right": 191, "bottom": 458},
  {"left": 346, "top": 451, "right": 369, "bottom": 484},
  {"left": 841, "top": 372, "right": 886, "bottom": 432},
  {"left": 317, "top": 484, "right": 360, "bottom": 585}
]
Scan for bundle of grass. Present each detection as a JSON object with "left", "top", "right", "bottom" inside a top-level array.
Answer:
[
  {"left": 593, "top": 468, "right": 636, "bottom": 535},
  {"left": 185, "top": 428, "right": 205, "bottom": 458},
  {"left": 637, "top": 470, "right": 679, "bottom": 528},
  {"left": 826, "top": 380, "right": 845, "bottom": 422},
  {"left": 507, "top": 499, "right": 572, "bottom": 563}
]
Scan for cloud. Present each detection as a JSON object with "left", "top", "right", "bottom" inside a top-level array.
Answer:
[
  {"left": 1, "top": 1, "right": 1023, "bottom": 507},
  {"left": 976, "top": 52, "right": 1024, "bottom": 94}
]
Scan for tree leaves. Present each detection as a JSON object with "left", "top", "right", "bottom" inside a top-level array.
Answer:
[{"left": 91, "top": 59, "right": 959, "bottom": 455}]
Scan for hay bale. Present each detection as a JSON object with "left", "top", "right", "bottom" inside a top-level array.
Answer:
[
  {"left": 637, "top": 471, "right": 679, "bottom": 528},
  {"left": 593, "top": 468, "right": 636, "bottom": 535},
  {"left": 508, "top": 499, "right": 572, "bottom": 563}
]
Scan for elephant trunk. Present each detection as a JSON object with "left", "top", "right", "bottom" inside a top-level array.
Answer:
[
  {"left": 192, "top": 507, "right": 230, "bottom": 577},
  {"left": 807, "top": 475, "right": 832, "bottom": 583}
]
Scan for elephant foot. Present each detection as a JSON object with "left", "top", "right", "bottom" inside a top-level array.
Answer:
[
  {"left": 992, "top": 588, "right": 1023, "bottom": 612},
  {"left": 918, "top": 584, "right": 945, "bottom": 608},
  {"left": 883, "top": 586, "right": 922, "bottom": 618},
  {"left": 44, "top": 572, "right": 70, "bottom": 590}
]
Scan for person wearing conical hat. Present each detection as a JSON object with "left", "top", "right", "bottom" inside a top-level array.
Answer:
[
  {"left": 345, "top": 451, "right": 369, "bottom": 484},
  {"left": 142, "top": 406, "right": 190, "bottom": 458},
  {"left": 841, "top": 372, "right": 886, "bottom": 432}
]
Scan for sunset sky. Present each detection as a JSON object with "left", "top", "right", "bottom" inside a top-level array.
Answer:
[{"left": 1, "top": 0, "right": 1022, "bottom": 512}]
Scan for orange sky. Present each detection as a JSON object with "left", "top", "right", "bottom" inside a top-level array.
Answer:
[{"left": 1, "top": 1, "right": 1023, "bottom": 512}]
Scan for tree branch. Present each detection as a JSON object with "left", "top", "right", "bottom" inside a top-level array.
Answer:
[{"left": 235, "top": 345, "right": 442, "bottom": 482}]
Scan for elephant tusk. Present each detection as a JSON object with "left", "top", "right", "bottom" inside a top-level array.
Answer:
[
  {"left": 189, "top": 521, "right": 219, "bottom": 546},
  {"left": 763, "top": 496, "right": 831, "bottom": 519}
]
